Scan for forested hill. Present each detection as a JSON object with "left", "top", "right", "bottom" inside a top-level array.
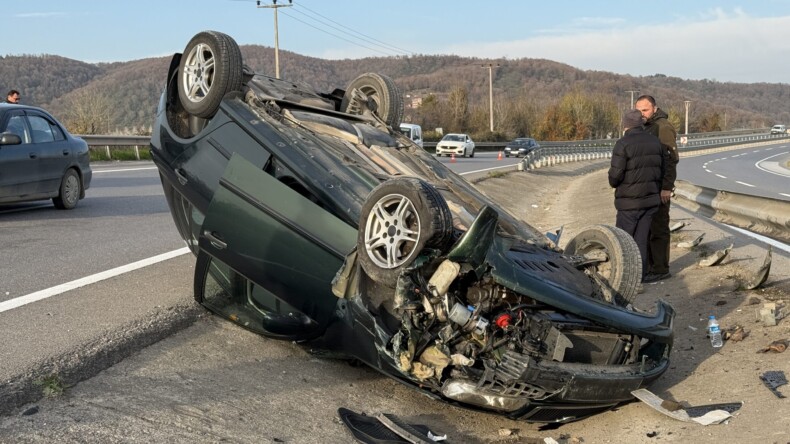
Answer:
[{"left": 1, "top": 46, "right": 788, "bottom": 135}]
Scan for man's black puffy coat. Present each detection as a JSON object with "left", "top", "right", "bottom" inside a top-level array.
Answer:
[{"left": 608, "top": 127, "right": 664, "bottom": 210}]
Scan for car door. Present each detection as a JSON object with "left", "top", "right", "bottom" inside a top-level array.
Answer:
[
  {"left": 0, "top": 110, "right": 38, "bottom": 199},
  {"left": 196, "top": 153, "right": 357, "bottom": 339},
  {"left": 26, "top": 111, "right": 72, "bottom": 194}
]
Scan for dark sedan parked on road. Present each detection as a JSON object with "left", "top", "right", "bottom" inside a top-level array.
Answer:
[
  {"left": 151, "top": 31, "right": 674, "bottom": 425},
  {"left": 0, "top": 103, "right": 91, "bottom": 209},
  {"left": 504, "top": 137, "right": 540, "bottom": 157}
]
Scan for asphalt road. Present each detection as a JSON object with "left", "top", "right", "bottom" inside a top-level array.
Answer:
[
  {"left": 678, "top": 142, "right": 790, "bottom": 201},
  {"left": 0, "top": 163, "right": 185, "bottom": 302}
]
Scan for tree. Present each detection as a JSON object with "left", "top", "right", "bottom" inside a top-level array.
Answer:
[{"left": 62, "top": 89, "right": 118, "bottom": 135}]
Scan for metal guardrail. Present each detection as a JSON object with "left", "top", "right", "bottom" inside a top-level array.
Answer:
[
  {"left": 77, "top": 131, "right": 790, "bottom": 160},
  {"left": 78, "top": 135, "right": 151, "bottom": 160}
]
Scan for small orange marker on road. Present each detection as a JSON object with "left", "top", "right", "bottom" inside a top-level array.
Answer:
[
  {"left": 450, "top": 153, "right": 456, "bottom": 163},
  {"left": 497, "top": 151, "right": 503, "bottom": 160}
]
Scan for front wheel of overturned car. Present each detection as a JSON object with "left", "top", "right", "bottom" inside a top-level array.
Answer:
[
  {"left": 564, "top": 224, "right": 641, "bottom": 305},
  {"left": 340, "top": 72, "right": 404, "bottom": 128},
  {"left": 358, "top": 178, "right": 453, "bottom": 287},
  {"left": 177, "top": 30, "right": 243, "bottom": 119}
]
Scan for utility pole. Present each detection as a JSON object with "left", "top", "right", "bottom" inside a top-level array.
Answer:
[
  {"left": 257, "top": 0, "right": 293, "bottom": 79},
  {"left": 625, "top": 90, "right": 640, "bottom": 109},
  {"left": 481, "top": 63, "right": 499, "bottom": 132},
  {"left": 684, "top": 100, "right": 692, "bottom": 135}
]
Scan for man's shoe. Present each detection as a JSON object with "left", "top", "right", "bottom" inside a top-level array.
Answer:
[{"left": 643, "top": 272, "right": 671, "bottom": 283}]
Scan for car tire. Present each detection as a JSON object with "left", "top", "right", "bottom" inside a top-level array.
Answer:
[
  {"left": 178, "top": 30, "right": 243, "bottom": 119},
  {"left": 341, "top": 73, "right": 404, "bottom": 128},
  {"left": 564, "top": 225, "right": 641, "bottom": 305},
  {"left": 358, "top": 178, "right": 453, "bottom": 287},
  {"left": 469, "top": 148, "right": 475, "bottom": 158},
  {"left": 52, "top": 169, "right": 81, "bottom": 210}
]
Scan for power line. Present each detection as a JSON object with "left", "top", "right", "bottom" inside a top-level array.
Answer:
[
  {"left": 292, "top": 3, "right": 414, "bottom": 55},
  {"left": 280, "top": 10, "right": 401, "bottom": 57}
]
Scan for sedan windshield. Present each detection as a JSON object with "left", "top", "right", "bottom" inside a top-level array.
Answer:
[{"left": 442, "top": 134, "right": 464, "bottom": 142}]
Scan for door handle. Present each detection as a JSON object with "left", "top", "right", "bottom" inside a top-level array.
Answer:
[
  {"left": 174, "top": 168, "right": 188, "bottom": 186},
  {"left": 29, "top": 153, "right": 37, "bottom": 159},
  {"left": 62, "top": 150, "right": 70, "bottom": 156},
  {"left": 203, "top": 231, "right": 227, "bottom": 250}
]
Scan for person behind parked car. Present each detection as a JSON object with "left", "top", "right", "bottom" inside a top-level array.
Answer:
[
  {"left": 635, "top": 95, "right": 678, "bottom": 283},
  {"left": 608, "top": 109, "right": 665, "bottom": 281},
  {"left": 4, "top": 89, "right": 20, "bottom": 104}
]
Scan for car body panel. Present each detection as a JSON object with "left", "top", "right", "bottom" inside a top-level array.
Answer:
[{"left": 197, "top": 154, "right": 356, "bottom": 337}]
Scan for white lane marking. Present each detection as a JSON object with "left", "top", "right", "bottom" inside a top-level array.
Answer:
[
  {"left": 93, "top": 167, "right": 158, "bottom": 174},
  {"left": 459, "top": 163, "right": 519, "bottom": 175},
  {"left": 754, "top": 151, "right": 790, "bottom": 178},
  {"left": 727, "top": 226, "right": 790, "bottom": 254},
  {"left": 0, "top": 247, "right": 191, "bottom": 313},
  {"left": 781, "top": 193, "right": 790, "bottom": 198},
  {"left": 715, "top": 174, "right": 727, "bottom": 179},
  {"left": 704, "top": 169, "right": 712, "bottom": 173},
  {"left": 735, "top": 181, "right": 755, "bottom": 187}
]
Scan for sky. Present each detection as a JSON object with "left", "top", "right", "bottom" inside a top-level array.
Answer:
[{"left": 2, "top": 0, "right": 790, "bottom": 84}]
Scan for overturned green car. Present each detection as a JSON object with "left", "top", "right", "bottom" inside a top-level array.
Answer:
[{"left": 151, "top": 30, "right": 674, "bottom": 424}]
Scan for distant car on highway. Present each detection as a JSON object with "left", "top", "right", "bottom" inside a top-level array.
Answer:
[
  {"left": 0, "top": 103, "right": 92, "bottom": 209},
  {"left": 435, "top": 133, "right": 474, "bottom": 157},
  {"left": 770, "top": 124, "right": 786, "bottom": 135},
  {"left": 503, "top": 137, "right": 540, "bottom": 157}
]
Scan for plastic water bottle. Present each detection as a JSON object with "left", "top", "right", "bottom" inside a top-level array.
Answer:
[{"left": 708, "top": 315, "right": 723, "bottom": 348}]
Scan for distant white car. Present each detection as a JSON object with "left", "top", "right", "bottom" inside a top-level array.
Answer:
[
  {"left": 435, "top": 133, "right": 475, "bottom": 157},
  {"left": 770, "top": 124, "right": 786, "bottom": 135}
]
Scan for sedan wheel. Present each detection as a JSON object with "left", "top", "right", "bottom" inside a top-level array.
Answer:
[
  {"left": 340, "top": 73, "right": 404, "bottom": 128},
  {"left": 177, "top": 31, "right": 243, "bottom": 118},
  {"left": 53, "top": 169, "right": 81, "bottom": 210},
  {"left": 564, "top": 225, "right": 641, "bottom": 305},
  {"left": 358, "top": 178, "right": 453, "bottom": 287}
]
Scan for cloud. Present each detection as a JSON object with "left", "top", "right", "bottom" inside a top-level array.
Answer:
[
  {"left": 13, "top": 12, "right": 68, "bottom": 18},
  {"left": 443, "top": 10, "right": 790, "bottom": 83}
]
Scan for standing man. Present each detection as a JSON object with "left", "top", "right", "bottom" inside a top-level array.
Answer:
[
  {"left": 635, "top": 95, "right": 678, "bottom": 283},
  {"left": 4, "top": 90, "right": 20, "bottom": 104},
  {"left": 608, "top": 109, "right": 664, "bottom": 281}
]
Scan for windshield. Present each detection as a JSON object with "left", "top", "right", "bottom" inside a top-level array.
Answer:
[{"left": 442, "top": 134, "right": 464, "bottom": 142}]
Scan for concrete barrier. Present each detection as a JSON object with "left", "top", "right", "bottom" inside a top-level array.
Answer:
[{"left": 674, "top": 180, "right": 790, "bottom": 243}]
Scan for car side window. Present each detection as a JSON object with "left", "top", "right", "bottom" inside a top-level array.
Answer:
[
  {"left": 28, "top": 115, "right": 56, "bottom": 143},
  {"left": 3, "top": 115, "right": 31, "bottom": 144},
  {"left": 50, "top": 123, "right": 66, "bottom": 141}
]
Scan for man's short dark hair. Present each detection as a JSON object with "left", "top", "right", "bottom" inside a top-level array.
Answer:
[
  {"left": 636, "top": 94, "right": 656, "bottom": 106},
  {"left": 7, "top": 89, "right": 19, "bottom": 97}
]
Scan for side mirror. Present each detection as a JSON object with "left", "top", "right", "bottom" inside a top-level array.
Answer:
[{"left": 0, "top": 132, "right": 22, "bottom": 146}]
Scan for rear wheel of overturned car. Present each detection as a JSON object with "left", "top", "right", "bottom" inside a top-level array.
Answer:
[
  {"left": 52, "top": 168, "right": 81, "bottom": 210},
  {"left": 340, "top": 73, "right": 404, "bottom": 128},
  {"left": 178, "top": 30, "right": 243, "bottom": 118},
  {"left": 564, "top": 225, "right": 641, "bottom": 305},
  {"left": 358, "top": 178, "right": 453, "bottom": 287}
]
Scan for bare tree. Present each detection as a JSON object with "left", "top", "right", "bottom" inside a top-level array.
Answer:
[{"left": 61, "top": 89, "right": 118, "bottom": 135}]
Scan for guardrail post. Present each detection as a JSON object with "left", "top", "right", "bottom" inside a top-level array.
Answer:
[
  {"left": 105, "top": 145, "right": 111, "bottom": 160},
  {"left": 134, "top": 145, "right": 140, "bottom": 161}
]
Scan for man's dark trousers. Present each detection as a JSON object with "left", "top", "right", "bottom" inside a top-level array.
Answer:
[
  {"left": 616, "top": 206, "right": 658, "bottom": 279},
  {"left": 647, "top": 201, "right": 671, "bottom": 274}
]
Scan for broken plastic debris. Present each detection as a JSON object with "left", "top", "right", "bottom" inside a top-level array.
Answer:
[
  {"left": 699, "top": 243, "right": 732, "bottom": 267},
  {"left": 759, "top": 371, "right": 787, "bottom": 398},
  {"left": 669, "top": 221, "right": 686, "bottom": 232},
  {"left": 677, "top": 232, "right": 704, "bottom": 248},
  {"left": 427, "top": 431, "right": 447, "bottom": 441},
  {"left": 744, "top": 246, "right": 772, "bottom": 290},
  {"left": 757, "top": 339, "right": 788, "bottom": 354},
  {"left": 631, "top": 388, "right": 742, "bottom": 425}
]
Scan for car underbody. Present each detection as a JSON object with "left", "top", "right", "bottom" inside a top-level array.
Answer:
[{"left": 152, "top": 30, "right": 675, "bottom": 424}]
